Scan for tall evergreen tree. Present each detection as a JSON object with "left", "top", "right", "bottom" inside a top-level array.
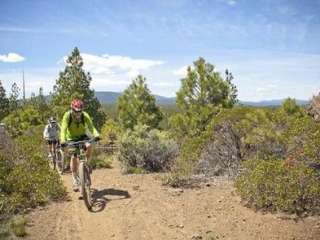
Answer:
[
  {"left": 117, "top": 75, "right": 163, "bottom": 130},
  {"left": 172, "top": 57, "right": 238, "bottom": 136},
  {"left": 177, "top": 57, "right": 237, "bottom": 111},
  {"left": 9, "top": 82, "right": 20, "bottom": 112},
  {"left": 0, "top": 80, "right": 9, "bottom": 120},
  {"left": 52, "top": 47, "right": 105, "bottom": 128}
]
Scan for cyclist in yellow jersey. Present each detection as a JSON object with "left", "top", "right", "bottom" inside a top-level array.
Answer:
[{"left": 60, "top": 99, "right": 100, "bottom": 191}]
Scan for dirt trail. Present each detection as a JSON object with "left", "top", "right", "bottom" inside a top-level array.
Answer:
[{"left": 26, "top": 161, "right": 320, "bottom": 240}]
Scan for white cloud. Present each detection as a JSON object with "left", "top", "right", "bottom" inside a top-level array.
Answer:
[
  {"left": 257, "top": 84, "right": 277, "bottom": 93},
  {"left": 213, "top": 51, "right": 320, "bottom": 101},
  {"left": 58, "top": 53, "right": 164, "bottom": 90},
  {"left": 172, "top": 51, "right": 320, "bottom": 101},
  {"left": 256, "top": 84, "right": 279, "bottom": 98},
  {"left": 1, "top": 51, "right": 319, "bottom": 101},
  {"left": 60, "top": 53, "right": 164, "bottom": 76},
  {"left": 173, "top": 65, "right": 190, "bottom": 77},
  {"left": 0, "top": 53, "right": 25, "bottom": 63}
]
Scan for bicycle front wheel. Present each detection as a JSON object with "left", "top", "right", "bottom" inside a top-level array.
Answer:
[{"left": 79, "top": 162, "right": 92, "bottom": 210}]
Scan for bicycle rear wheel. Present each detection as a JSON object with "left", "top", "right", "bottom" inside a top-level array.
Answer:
[{"left": 79, "top": 162, "right": 92, "bottom": 210}]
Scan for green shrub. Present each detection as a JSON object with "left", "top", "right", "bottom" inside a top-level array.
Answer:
[
  {"left": 281, "top": 98, "right": 303, "bottom": 116},
  {"left": 0, "top": 222, "right": 10, "bottom": 239},
  {"left": 235, "top": 158, "right": 320, "bottom": 214},
  {"left": 165, "top": 107, "right": 248, "bottom": 185},
  {"left": 100, "top": 119, "right": 121, "bottom": 145},
  {"left": 280, "top": 115, "right": 320, "bottom": 164},
  {"left": 118, "top": 124, "right": 178, "bottom": 173},
  {"left": 233, "top": 108, "right": 284, "bottom": 159},
  {"left": 162, "top": 128, "right": 214, "bottom": 187},
  {"left": 9, "top": 215, "right": 27, "bottom": 237},
  {"left": 162, "top": 169, "right": 194, "bottom": 188},
  {"left": 3, "top": 105, "right": 43, "bottom": 137},
  {"left": 6, "top": 155, "right": 66, "bottom": 210},
  {"left": 126, "top": 167, "right": 147, "bottom": 174},
  {"left": 0, "top": 126, "right": 66, "bottom": 218},
  {"left": 89, "top": 154, "right": 113, "bottom": 169}
]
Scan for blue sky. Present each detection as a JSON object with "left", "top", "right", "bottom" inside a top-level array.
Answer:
[{"left": 0, "top": 0, "right": 320, "bottom": 101}]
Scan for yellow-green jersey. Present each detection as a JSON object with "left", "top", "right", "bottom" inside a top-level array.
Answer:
[{"left": 60, "top": 110, "right": 99, "bottom": 143}]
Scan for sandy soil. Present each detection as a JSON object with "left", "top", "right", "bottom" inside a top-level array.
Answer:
[{"left": 26, "top": 161, "right": 320, "bottom": 240}]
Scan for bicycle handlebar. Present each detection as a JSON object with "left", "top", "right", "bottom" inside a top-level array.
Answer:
[{"left": 63, "top": 138, "right": 100, "bottom": 148}]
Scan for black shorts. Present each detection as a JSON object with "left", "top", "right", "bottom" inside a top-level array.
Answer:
[{"left": 47, "top": 140, "right": 59, "bottom": 145}]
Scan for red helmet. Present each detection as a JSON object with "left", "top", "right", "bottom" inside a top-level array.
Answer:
[{"left": 71, "top": 99, "right": 84, "bottom": 112}]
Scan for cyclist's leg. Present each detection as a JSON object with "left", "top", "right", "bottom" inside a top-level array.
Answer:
[
  {"left": 47, "top": 140, "right": 52, "bottom": 157},
  {"left": 52, "top": 140, "right": 57, "bottom": 155},
  {"left": 85, "top": 143, "right": 93, "bottom": 160},
  {"left": 70, "top": 154, "right": 80, "bottom": 191},
  {"left": 49, "top": 141, "right": 55, "bottom": 157}
]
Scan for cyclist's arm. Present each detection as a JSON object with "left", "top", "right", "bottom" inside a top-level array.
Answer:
[
  {"left": 83, "top": 112, "right": 99, "bottom": 138},
  {"left": 60, "top": 112, "right": 69, "bottom": 143}
]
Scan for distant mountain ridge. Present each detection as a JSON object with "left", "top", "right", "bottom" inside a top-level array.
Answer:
[
  {"left": 95, "top": 91, "right": 176, "bottom": 105},
  {"left": 95, "top": 91, "right": 309, "bottom": 106},
  {"left": 240, "top": 99, "right": 309, "bottom": 106}
]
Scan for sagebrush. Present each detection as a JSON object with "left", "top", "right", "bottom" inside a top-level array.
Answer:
[{"left": 118, "top": 124, "right": 178, "bottom": 173}]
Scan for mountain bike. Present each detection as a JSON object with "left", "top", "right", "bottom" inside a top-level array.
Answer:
[
  {"left": 65, "top": 138, "right": 98, "bottom": 210},
  {"left": 48, "top": 142, "right": 64, "bottom": 175}
]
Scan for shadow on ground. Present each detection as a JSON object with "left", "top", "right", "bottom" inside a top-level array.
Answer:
[{"left": 90, "top": 188, "right": 131, "bottom": 213}]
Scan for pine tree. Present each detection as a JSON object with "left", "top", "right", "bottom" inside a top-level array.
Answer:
[
  {"left": 9, "top": 82, "right": 20, "bottom": 112},
  {"left": 117, "top": 75, "right": 163, "bottom": 130},
  {"left": 0, "top": 80, "right": 9, "bottom": 120},
  {"left": 52, "top": 47, "right": 105, "bottom": 128},
  {"left": 177, "top": 57, "right": 237, "bottom": 111},
  {"left": 172, "top": 57, "right": 238, "bottom": 135}
]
